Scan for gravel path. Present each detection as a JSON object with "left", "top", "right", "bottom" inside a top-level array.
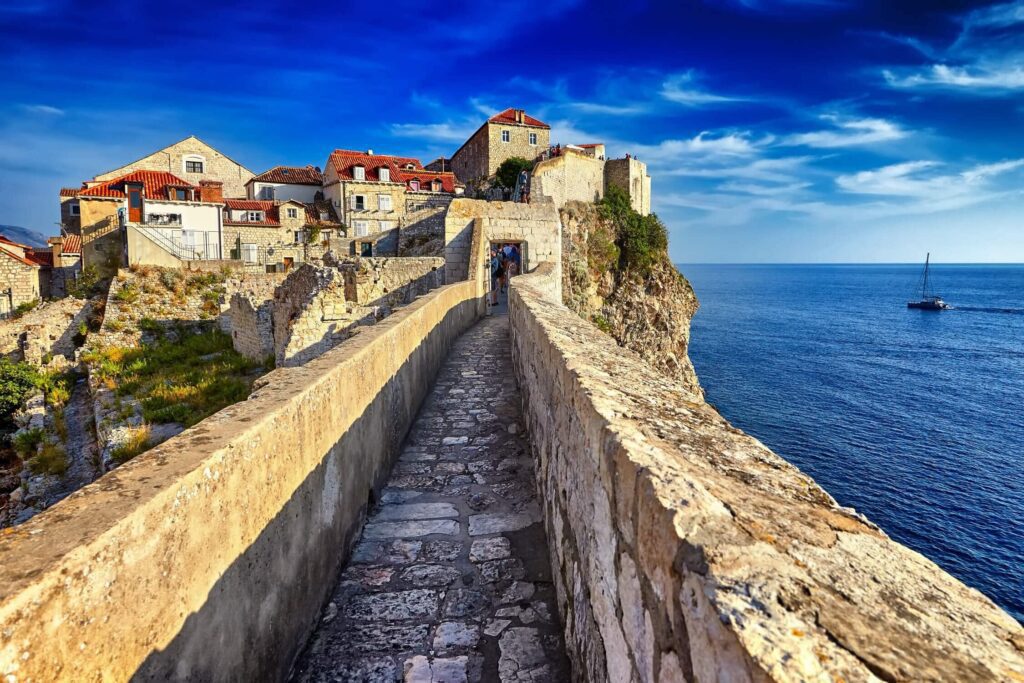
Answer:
[{"left": 293, "top": 314, "right": 569, "bottom": 682}]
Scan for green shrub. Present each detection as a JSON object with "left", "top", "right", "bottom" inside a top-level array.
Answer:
[
  {"left": 12, "top": 427, "right": 45, "bottom": 457},
  {"left": 68, "top": 266, "right": 102, "bottom": 299},
  {"left": 0, "top": 360, "right": 39, "bottom": 430},
  {"left": 138, "top": 317, "right": 162, "bottom": 335},
  {"left": 158, "top": 269, "right": 183, "bottom": 292},
  {"left": 598, "top": 185, "right": 668, "bottom": 275},
  {"left": 12, "top": 300, "right": 39, "bottom": 318},
  {"left": 113, "top": 283, "right": 140, "bottom": 304},
  {"left": 28, "top": 442, "right": 67, "bottom": 476},
  {"left": 592, "top": 314, "right": 613, "bottom": 334},
  {"left": 495, "top": 157, "right": 534, "bottom": 190},
  {"left": 110, "top": 425, "right": 151, "bottom": 464}
]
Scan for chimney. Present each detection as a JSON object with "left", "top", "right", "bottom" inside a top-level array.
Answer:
[
  {"left": 48, "top": 235, "right": 65, "bottom": 259},
  {"left": 199, "top": 180, "right": 224, "bottom": 203},
  {"left": 515, "top": 109, "right": 525, "bottom": 124},
  {"left": 367, "top": 149, "right": 374, "bottom": 155}
]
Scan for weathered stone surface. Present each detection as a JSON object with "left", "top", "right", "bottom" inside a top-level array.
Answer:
[
  {"left": 295, "top": 315, "right": 568, "bottom": 681},
  {"left": 509, "top": 263, "right": 1024, "bottom": 682},
  {"left": 467, "top": 509, "right": 540, "bottom": 536}
]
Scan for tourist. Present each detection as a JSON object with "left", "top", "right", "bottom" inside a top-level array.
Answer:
[{"left": 490, "top": 249, "right": 503, "bottom": 306}]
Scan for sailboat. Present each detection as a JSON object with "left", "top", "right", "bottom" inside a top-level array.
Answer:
[{"left": 907, "top": 253, "right": 951, "bottom": 310}]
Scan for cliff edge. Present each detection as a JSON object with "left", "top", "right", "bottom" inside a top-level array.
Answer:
[{"left": 560, "top": 192, "right": 702, "bottom": 397}]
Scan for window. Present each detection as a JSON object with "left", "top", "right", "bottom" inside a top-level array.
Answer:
[
  {"left": 352, "top": 165, "right": 365, "bottom": 180},
  {"left": 175, "top": 189, "right": 187, "bottom": 200},
  {"left": 378, "top": 168, "right": 390, "bottom": 182},
  {"left": 529, "top": 132, "right": 538, "bottom": 145},
  {"left": 379, "top": 220, "right": 393, "bottom": 232},
  {"left": 432, "top": 180, "right": 442, "bottom": 192},
  {"left": 185, "top": 160, "right": 204, "bottom": 173},
  {"left": 378, "top": 194, "right": 392, "bottom": 211},
  {"left": 501, "top": 130, "right": 510, "bottom": 143},
  {"left": 286, "top": 207, "right": 298, "bottom": 219},
  {"left": 353, "top": 220, "right": 369, "bottom": 237},
  {"left": 321, "top": 230, "right": 332, "bottom": 239},
  {"left": 319, "top": 211, "right": 329, "bottom": 220},
  {"left": 247, "top": 211, "right": 264, "bottom": 222},
  {"left": 260, "top": 186, "right": 275, "bottom": 200},
  {"left": 69, "top": 203, "right": 80, "bottom": 216},
  {"left": 241, "top": 243, "right": 258, "bottom": 263},
  {"left": 408, "top": 180, "right": 420, "bottom": 191},
  {"left": 293, "top": 231, "right": 305, "bottom": 244},
  {"left": 352, "top": 195, "right": 366, "bottom": 211}
]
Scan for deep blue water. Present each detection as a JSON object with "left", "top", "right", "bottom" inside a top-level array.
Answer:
[{"left": 682, "top": 264, "right": 1024, "bottom": 623}]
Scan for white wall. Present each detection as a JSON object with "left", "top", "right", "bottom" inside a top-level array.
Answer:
[
  {"left": 250, "top": 182, "right": 319, "bottom": 203},
  {"left": 144, "top": 200, "right": 222, "bottom": 258}
]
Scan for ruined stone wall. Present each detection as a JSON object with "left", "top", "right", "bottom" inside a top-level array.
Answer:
[
  {"left": 0, "top": 298, "right": 91, "bottom": 366},
  {"left": 530, "top": 150, "right": 606, "bottom": 209},
  {"left": 272, "top": 258, "right": 444, "bottom": 367},
  {"left": 0, "top": 256, "right": 41, "bottom": 315},
  {"left": 508, "top": 264, "right": 1024, "bottom": 682},
  {"left": 225, "top": 275, "right": 284, "bottom": 360},
  {"left": 444, "top": 199, "right": 562, "bottom": 283},
  {"left": 0, "top": 236, "right": 489, "bottom": 680}
]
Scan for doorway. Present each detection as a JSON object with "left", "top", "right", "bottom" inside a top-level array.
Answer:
[{"left": 487, "top": 241, "right": 525, "bottom": 316}]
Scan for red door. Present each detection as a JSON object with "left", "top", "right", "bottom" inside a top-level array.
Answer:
[{"left": 127, "top": 184, "right": 142, "bottom": 223}]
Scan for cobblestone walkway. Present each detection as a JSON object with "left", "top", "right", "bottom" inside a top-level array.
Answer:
[{"left": 294, "top": 315, "right": 569, "bottom": 682}]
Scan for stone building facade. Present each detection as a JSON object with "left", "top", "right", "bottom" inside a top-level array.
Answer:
[
  {"left": 530, "top": 148, "right": 607, "bottom": 209},
  {"left": 90, "top": 136, "right": 254, "bottom": 199},
  {"left": 0, "top": 236, "right": 46, "bottom": 317},
  {"left": 222, "top": 198, "right": 342, "bottom": 272},
  {"left": 449, "top": 108, "right": 550, "bottom": 189},
  {"left": 322, "top": 150, "right": 460, "bottom": 239},
  {"left": 59, "top": 188, "right": 81, "bottom": 234},
  {"left": 45, "top": 234, "right": 82, "bottom": 298},
  {"left": 605, "top": 157, "right": 651, "bottom": 216}
]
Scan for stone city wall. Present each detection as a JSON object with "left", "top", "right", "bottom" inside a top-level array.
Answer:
[
  {"left": 530, "top": 149, "right": 606, "bottom": 209},
  {"left": 0, "top": 298, "right": 92, "bottom": 366},
  {"left": 605, "top": 157, "right": 651, "bottom": 217},
  {"left": 271, "top": 258, "right": 444, "bottom": 367},
  {"left": 0, "top": 224, "right": 489, "bottom": 682},
  {"left": 508, "top": 263, "right": 1024, "bottom": 683},
  {"left": 444, "top": 199, "right": 562, "bottom": 283}
]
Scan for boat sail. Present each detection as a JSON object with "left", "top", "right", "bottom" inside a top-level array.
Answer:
[{"left": 907, "top": 253, "right": 951, "bottom": 310}]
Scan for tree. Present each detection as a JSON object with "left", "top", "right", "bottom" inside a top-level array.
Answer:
[
  {"left": 0, "top": 359, "right": 39, "bottom": 430},
  {"left": 598, "top": 185, "right": 668, "bottom": 275},
  {"left": 495, "top": 157, "right": 534, "bottom": 190}
]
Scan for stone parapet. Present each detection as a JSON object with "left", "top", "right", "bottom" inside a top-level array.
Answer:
[
  {"left": 0, "top": 226, "right": 489, "bottom": 681},
  {"left": 508, "top": 263, "right": 1024, "bottom": 682}
]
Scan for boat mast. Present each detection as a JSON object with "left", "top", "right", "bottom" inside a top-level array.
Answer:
[{"left": 922, "top": 252, "right": 930, "bottom": 298}]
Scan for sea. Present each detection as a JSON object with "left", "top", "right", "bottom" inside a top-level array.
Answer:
[{"left": 681, "top": 263, "right": 1024, "bottom": 624}]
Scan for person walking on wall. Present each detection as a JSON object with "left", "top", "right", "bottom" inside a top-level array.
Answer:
[{"left": 490, "top": 248, "right": 504, "bottom": 306}]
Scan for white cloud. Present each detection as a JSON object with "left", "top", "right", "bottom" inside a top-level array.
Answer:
[
  {"left": 660, "top": 71, "right": 744, "bottom": 106},
  {"left": 836, "top": 158, "right": 1024, "bottom": 198},
  {"left": 389, "top": 122, "right": 476, "bottom": 143},
  {"left": 783, "top": 116, "right": 907, "bottom": 148},
  {"left": 21, "top": 104, "right": 64, "bottom": 116},
  {"left": 881, "top": 1, "right": 1024, "bottom": 93}
]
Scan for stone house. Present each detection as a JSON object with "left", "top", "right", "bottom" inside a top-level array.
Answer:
[
  {"left": 222, "top": 198, "right": 341, "bottom": 271},
  {"left": 0, "top": 235, "right": 49, "bottom": 317},
  {"left": 449, "top": 108, "right": 551, "bottom": 189},
  {"left": 59, "top": 187, "right": 81, "bottom": 234},
  {"left": 246, "top": 165, "right": 324, "bottom": 203},
  {"left": 77, "top": 170, "right": 226, "bottom": 273},
  {"left": 89, "top": 135, "right": 254, "bottom": 199},
  {"left": 45, "top": 234, "right": 82, "bottom": 298},
  {"left": 322, "top": 150, "right": 460, "bottom": 239}
]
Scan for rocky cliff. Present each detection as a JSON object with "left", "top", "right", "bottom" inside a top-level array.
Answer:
[{"left": 560, "top": 200, "right": 702, "bottom": 397}]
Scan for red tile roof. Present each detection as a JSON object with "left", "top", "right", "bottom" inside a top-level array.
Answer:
[
  {"left": 489, "top": 108, "right": 549, "bottom": 129},
  {"left": 250, "top": 165, "right": 323, "bottom": 185},
  {"left": 0, "top": 245, "right": 39, "bottom": 268},
  {"left": 77, "top": 170, "right": 196, "bottom": 199},
  {"left": 60, "top": 187, "right": 80, "bottom": 197},
  {"left": 400, "top": 169, "right": 461, "bottom": 194},
  {"left": 0, "top": 234, "right": 32, "bottom": 250},
  {"left": 26, "top": 250, "right": 52, "bottom": 267},
  {"left": 223, "top": 199, "right": 276, "bottom": 211},
  {"left": 223, "top": 199, "right": 281, "bottom": 226},
  {"left": 62, "top": 234, "right": 82, "bottom": 255},
  {"left": 326, "top": 150, "right": 424, "bottom": 183}
]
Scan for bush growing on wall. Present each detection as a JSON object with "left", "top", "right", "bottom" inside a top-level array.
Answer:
[
  {"left": 495, "top": 157, "right": 534, "bottom": 190},
  {"left": 598, "top": 185, "right": 668, "bottom": 275},
  {"left": 0, "top": 360, "right": 39, "bottom": 430}
]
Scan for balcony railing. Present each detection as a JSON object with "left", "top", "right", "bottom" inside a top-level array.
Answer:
[{"left": 145, "top": 213, "right": 182, "bottom": 227}]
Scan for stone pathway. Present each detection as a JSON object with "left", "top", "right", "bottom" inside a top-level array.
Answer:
[{"left": 293, "top": 315, "right": 569, "bottom": 682}]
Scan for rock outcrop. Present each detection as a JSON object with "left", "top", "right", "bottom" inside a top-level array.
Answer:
[{"left": 560, "top": 201, "right": 701, "bottom": 397}]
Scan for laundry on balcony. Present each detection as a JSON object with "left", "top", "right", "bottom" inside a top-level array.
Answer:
[{"left": 145, "top": 213, "right": 182, "bottom": 226}]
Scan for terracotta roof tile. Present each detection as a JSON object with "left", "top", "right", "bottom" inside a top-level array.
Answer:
[
  {"left": 223, "top": 199, "right": 281, "bottom": 226},
  {"left": 60, "top": 187, "right": 80, "bottom": 197},
  {"left": 327, "top": 150, "right": 424, "bottom": 183},
  {"left": 400, "top": 169, "right": 461, "bottom": 194},
  {"left": 489, "top": 108, "right": 549, "bottom": 129},
  {"left": 62, "top": 234, "right": 82, "bottom": 254},
  {"left": 26, "top": 250, "right": 52, "bottom": 267},
  {"left": 0, "top": 234, "right": 32, "bottom": 250},
  {"left": 303, "top": 200, "right": 341, "bottom": 226},
  {"left": 0, "top": 244, "right": 39, "bottom": 268},
  {"left": 250, "top": 165, "right": 323, "bottom": 185},
  {"left": 78, "top": 170, "right": 196, "bottom": 200}
]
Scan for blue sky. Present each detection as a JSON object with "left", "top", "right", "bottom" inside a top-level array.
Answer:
[{"left": 1, "top": 0, "right": 1022, "bottom": 262}]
